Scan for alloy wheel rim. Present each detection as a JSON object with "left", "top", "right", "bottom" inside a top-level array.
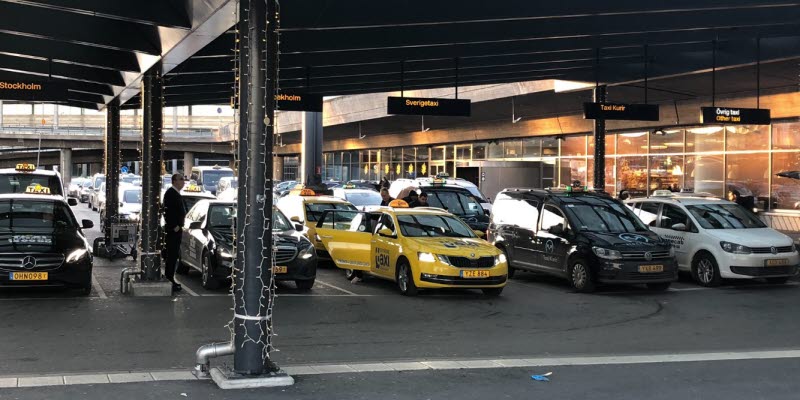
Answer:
[
  {"left": 698, "top": 259, "right": 713, "bottom": 283},
  {"left": 572, "top": 264, "right": 587, "bottom": 288},
  {"left": 345, "top": 269, "right": 354, "bottom": 279},
  {"left": 202, "top": 258, "right": 208, "bottom": 285},
  {"left": 398, "top": 264, "right": 408, "bottom": 292}
]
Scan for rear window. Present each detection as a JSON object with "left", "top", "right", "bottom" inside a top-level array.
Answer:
[
  {"left": 344, "top": 191, "right": 382, "bottom": 207},
  {"left": 0, "top": 174, "right": 63, "bottom": 196},
  {"left": 305, "top": 202, "right": 356, "bottom": 222},
  {"left": 123, "top": 190, "right": 141, "bottom": 204},
  {"left": 426, "top": 191, "right": 484, "bottom": 217}
]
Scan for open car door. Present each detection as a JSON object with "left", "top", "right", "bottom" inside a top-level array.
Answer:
[{"left": 315, "top": 210, "right": 373, "bottom": 272}]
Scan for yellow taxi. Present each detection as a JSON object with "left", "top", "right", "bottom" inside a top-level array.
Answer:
[
  {"left": 314, "top": 200, "right": 508, "bottom": 296},
  {"left": 276, "top": 189, "right": 357, "bottom": 260}
]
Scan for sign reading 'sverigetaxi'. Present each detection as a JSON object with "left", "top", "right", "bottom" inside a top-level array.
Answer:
[
  {"left": 583, "top": 102, "right": 660, "bottom": 121},
  {"left": 387, "top": 96, "right": 471, "bottom": 117},
  {"left": 0, "top": 81, "right": 68, "bottom": 101},
  {"left": 700, "top": 107, "right": 771, "bottom": 125}
]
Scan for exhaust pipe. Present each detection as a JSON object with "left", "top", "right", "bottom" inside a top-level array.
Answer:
[
  {"left": 193, "top": 341, "right": 235, "bottom": 378},
  {"left": 119, "top": 268, "right": 143, "bottom": 294}
]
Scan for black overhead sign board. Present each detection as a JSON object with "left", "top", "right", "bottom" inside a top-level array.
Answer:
[
  {"left": 387, "top": 96, "right": 471, "bottom": 117},
  {"left": 0, "top": 80, "right": 68, "bottom": 101},
  {"left": 583, "top": 102, "right": 660, "bottom": 121},
  {"left": 276, "top": 92, "right": 323, "bottom": 112},
  {"left": 700, "top": 107, "right": 771, "bottom": 125}
]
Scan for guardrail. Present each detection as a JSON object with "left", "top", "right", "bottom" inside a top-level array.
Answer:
[{"left": 0, "top": 125, "right": 220, "bottom": 140}]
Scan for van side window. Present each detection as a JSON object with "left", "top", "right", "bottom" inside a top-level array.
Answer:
[
  {"left": 490, "top": 199, "right": 513, "bottom": 224},
  {"left": 518, "top": 200, "right": 540, "bottom": 231},
  {"left": 540, "top": 204, "right": 568, "bottom": 233},
  {"left": 637, "top": 202, "right": 661, "bottom": 227},
  {"left": 660, "top": 204, "right": 689, "bottom": 230}
]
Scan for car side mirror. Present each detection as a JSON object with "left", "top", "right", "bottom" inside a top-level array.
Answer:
[
  {"left": 548, "top": 224, "right": 564, "bottom": 235},
  {"left": 189, "top": 221, "right": 203, "bottom": 230},
  {"left": 378, "top": 227, "right": 395, "bottom": 238},
  {"left": 81, "top": 220, "right": 93, "bottom": 229},
  {"left": 473, "top": 230, "right": 486, "bottom": 238},
  {"left": 68, "top": 198, "right": 78, "bottom": 206},
  {"left": 484, "top": 209, "right": 490, "bottom": 216},
  {"left": 294, "top": 223, "right": 305, "bottom": 231},
  {"left": 290, "top": 216, "right": 301, "bottom": 223},
  {"left": 671, "top": 223, "right": 687, "bottom": 231}
]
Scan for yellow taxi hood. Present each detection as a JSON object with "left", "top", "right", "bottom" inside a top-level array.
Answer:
[{"left": 409, "top": 237, "right": 499, "bottom": 256}]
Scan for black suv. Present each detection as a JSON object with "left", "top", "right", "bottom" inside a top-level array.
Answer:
[
  {"left": 487, "top": 188, "right": 677, "bottom": 292},
  {"left": 410, "top": 183, "right": 489, "bottom": 233}
]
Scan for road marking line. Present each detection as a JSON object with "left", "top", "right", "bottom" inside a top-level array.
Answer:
[
  {"left": 314, "top": 279, "right": 359, "bottom": 296},
  {"left": 174, "top": 278, "right": 199, "bottom": 297},
  {"left": 91, "top": 274, "right": 107, "bottom": 299},
  {"left": 3, "top": 349, "right": 800, "bottom": 387}
]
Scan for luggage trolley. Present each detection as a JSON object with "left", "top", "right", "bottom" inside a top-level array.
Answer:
[{"left": 94, "top": 222, "right": 139, "bottom": 260}]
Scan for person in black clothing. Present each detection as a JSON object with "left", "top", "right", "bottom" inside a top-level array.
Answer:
[
  {"left": 403, "top": 191, "right": 419, "bottom": 205},
  {"left": 380, "top": 177, "right": 390, "bottom": 190},
  {"left": 379, "top": 188, "right": 394, "bottom": 206},
  {"left": 410, "top": 192, "right": 429, "bottom": 208},
  {"left": 162, "top": 173, "right": 186, "bottom": 292}
]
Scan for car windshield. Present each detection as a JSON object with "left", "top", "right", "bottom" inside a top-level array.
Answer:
[
  {"left": 686, "top": 203, "right": 766, "bottom": 229},
  {"left": 564, "top": 199, "right": 648, "bottom": 233},
  {"left": 305, "top": 202, "right": 357, "bottom": 222},
  {"left": 344, "top": 191, "right": 382, "bottom": 207},
  {"left": 183, "top": 196, "right": 209, "bottom": 212},
  {"left": 0, "top": 174, "right": 63, "bottom": 196},
  {"left": 425, "top": 191, "right": 485, "bottom": 216},
  {"left": 0, "top": 199, "right": 76, "bottom": 231},
  {"left": 208, "top": 205, "right": 237, "bottom": 229},
  {"left": 93, "top": 176, "right": 105, "bottom": 189},
  {"left": 272, "top": 208, "right": 292, "bottom": 231},
  {"left": 123, "top": 190, "right": 141, "bottom": 204},
  {"left": 397, "top": 214, "right": 476, "bottom": 238},
  {"left": 201, "top": 170, "right": 234, "bottom": 186}
]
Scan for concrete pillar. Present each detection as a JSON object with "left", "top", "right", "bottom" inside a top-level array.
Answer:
[
  {"left": 104, "top": 100, "right": 121, "bottom": 244},
  {"left": 171, "top": 159, "right": 178, "bottom": 174},
  {"left": 183, "top": 152, "right": 193, "bottom": 177},
  {"left": 273, "top": 155, "right": 284, "bottom": 181},
  {"left": 59, "top": 149, "right": 72, "bottom": 192},
  {"left": 592, "top": 85, "right": 607, "bottom": 191},
  {"left": 172, "top": 107, "right": 178, "bottom": 133},
  {"left": 301, "top": 112, "right": 323, "bottom": 185},
  {"left": 54, "top": 105, "right": 59, "bottom": 129},
  {"left": 134, "top": 161, "right": 140, "bottom": 175},
  {"left": 140, "top": 61, "right": 164, "bottom": 281}
]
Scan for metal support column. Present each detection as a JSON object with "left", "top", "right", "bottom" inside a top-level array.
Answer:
[
  {"left": 59, "top": 149, "right": 72, "bottom": 193},
  {"left": 301, "top": 112, "right": 323, "bottom": 186},
  {"left": 232, "top": 0, "right": 279, "bottom": 376},
  {"left": 140, "top": 62, "right": 164, "bottom": 281},
  {"left": 592, "top": 85, "right": 607, "bottom": 191},
  {"left": 104, "top": 100, "right": 121, "bottom": 245}
]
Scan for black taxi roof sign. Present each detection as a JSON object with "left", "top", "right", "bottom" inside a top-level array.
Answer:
[
  {"left": 15, "top": 163, "right": 36, "bottom": 172},
  {"left": 25, "top": 184, "right": 50, "bottom": 194}
]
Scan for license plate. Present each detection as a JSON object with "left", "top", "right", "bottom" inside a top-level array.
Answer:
[
  {"left": 274, "top": 266, "right": 287, "bottom": 274},
  {"left": 766, "top": 259, "right": 789, "bottom": 266},
  {"left": 461, "top": 270, "right": 490, "bottom": 278},
  {"left": 9, "top": 272, "right": 48, "bottom": 281},
  {"left": 638, "top": 265, "right": 664, "bottom": 273}
]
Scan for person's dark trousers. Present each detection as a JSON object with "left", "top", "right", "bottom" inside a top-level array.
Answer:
[{"left": 164, "top": 230, "right": 181, "bottom": 284}]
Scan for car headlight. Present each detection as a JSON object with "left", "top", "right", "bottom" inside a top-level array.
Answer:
[
  {"left": 299, "top": 245, "right": 315, "bottom": 259},
  {"left": 495, "top": 252, "right": 507, "bottom": 265},
  {"left": 66, "top": 249, "right": 89, "bottom": 263},
  {"left": 218, "top": 249, "right": 234, "bottom": 259},
  {"left": 418, "top": 252, "right": 436, "bottom": 263},
  {"left": 592, "top": 246, "right": 622, "bottom": 260},
  {"left": 720, "top": 241, "right": 751, "bottom": 254}
]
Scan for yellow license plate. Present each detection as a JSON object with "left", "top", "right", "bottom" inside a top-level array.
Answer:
[
  {"left": 638, "top": 265, "right": 664, "bottom": 273},
  {"left": 766, "top": 259, "right": 789, "bottom": 266},
  {"left": 274, "top": 266, "right": 287, "bottom": 274},
  {"left": 9, "top": 272, "right": 48, "bottom": 281},
  {"left": 461, "top": 270, "right": 490, "bottom": 278}
]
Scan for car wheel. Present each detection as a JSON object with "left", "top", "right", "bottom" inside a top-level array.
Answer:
[
  {"left": 482, "top": 287, "right": 504, "bottom": 296},
  {"left": 201, "top": 253, "right": 220, "bottom": 290},
  {"left": 345, "top": 269, "right": 363, "bottom": 280},
  {"left": 500, "top": 247, "right": 515, "bottom": 279},
  {"left": 692, "top": 253, "right": 721, "bottom": 287},
  {"left": 295, "top": 279, "right": 315, "bottom": 290},
  {"left": 78, "top": 282, "right": 92, "bottom": 296},
  {"left": 396, "top": 261, "right": 418, "bottom": 296},
  {"left": 569, "top": 258, "right": 595, "bottom": 293},
  {"left": 646, "top": 282, "right": 671, "bottom": 291},
  {"left": 766, "top": 277, "right": 790, "bottom": 284}
]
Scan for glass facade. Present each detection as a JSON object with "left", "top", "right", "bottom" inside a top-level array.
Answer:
[{"left": 312, "top": 121, "right": 800, "bottom": 211}]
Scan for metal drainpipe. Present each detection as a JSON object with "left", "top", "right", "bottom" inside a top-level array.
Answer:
[
  {"left": 193, "top": 341, "right": 235, "bottom": 378},
  {"left": 119, "top": 268, "right": 143, "bottom": 294}
]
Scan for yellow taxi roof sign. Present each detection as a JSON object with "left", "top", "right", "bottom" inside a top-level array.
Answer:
[
  {"left": 184, "top": 184, "right": 203, "bottom": 192},
  {"left": 388, "top": 199, "right": 409, "bottom": 208},
  {"left": 16, "top": 163, "right": 36, "bottom": 172},
  {"left": 25, "top": 184, "right": 50, "bottom": 194},
  {"left": 299, "top": 188, "right": 316, "bottom": 196}
]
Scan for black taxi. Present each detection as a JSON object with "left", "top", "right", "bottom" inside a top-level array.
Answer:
[
  {"left": 0, "top": 188, "right": 94, "bottom": 294},
  {"left": 488, "top": 187, "right": 677, "bottom": 292},
  {"left": 177, "top": 200, "right": 317, "bottom": 290}
]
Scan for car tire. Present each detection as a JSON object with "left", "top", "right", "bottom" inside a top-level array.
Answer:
[
  {"left": 295, "top": 279, "right": 315, "bottom": 290},
  {"left": 201, "top": 253, "right": 220, "bottom": 290},
  {"left": 568, "top": 258, "right": 595, "bottom": 293},
  {"left": 482, "top": 287, "right": 503, "bottom": 296},
  {"left": 692, "top": 253, "right": 721, "bottom": 287},
  {"left": 500, "top": 247, "right": 515, "bottom": 279},
  {"left": 646, "top": 282, "right": 671, "bottom": 291},
  {"left": 396, "top": 260, "right": 418, "bottom": 296},
  {"left": 345, "top": 269, "right": 363, "bottom": 280},
  {"left": 78, "top": 282, "right": 92, "bottom": 296},
  {"left": 766, "top": 277, "right": 790, "bottom": 284}
]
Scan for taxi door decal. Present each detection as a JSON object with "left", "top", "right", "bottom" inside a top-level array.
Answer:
[{"left": 375, "top": 247, "right": 391, "bottom": 270}]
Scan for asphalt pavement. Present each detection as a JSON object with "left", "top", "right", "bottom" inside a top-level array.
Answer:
[{"left": 0, "top": 202, "right": 798, "bottom": 399}]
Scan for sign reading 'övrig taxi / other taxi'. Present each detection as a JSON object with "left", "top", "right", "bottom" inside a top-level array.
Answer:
[
  {"left": 700, "top": 107, "right": 771, "bottom": 125},
  {"left": 583, "top": 102, "right": 660, "bottom": 121},
  {"left": 387, "top": 96, "right": 471, "bottom": 117},
  {"left": 0, "top": 80, "right": 68, "bottom": 101}
]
